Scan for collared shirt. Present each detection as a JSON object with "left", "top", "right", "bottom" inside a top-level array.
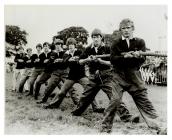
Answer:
[
  {"left": 122, "top": 35, "right": 134, "bottom": 48},
  {"left": 44, "top": 52, "right": 49, "bottom": 57},
  {"left": 91, "top": 43, "right": 100, "bottom": 53},
  {"left": 65, "top": 49, "right": 77, "bottom": 57},
  {"left": 70, "top": 49, "right": 77, "bottom": 57},
  {"left": 57, "top": 52, "right": 59, "bottom": 57},
  {"left": 37, "top": 51, "right": 42, "bottom": 56},
  {"left": 66, "top": 49, "right": 85, "bottom": 80},
  {"left": 111, "top": 37, "right": 146, "bottom": 70},
  {"left": 80, "top": 44, "right": 111, "bottom": 74},
  {"left": 95, "top": 47, "right": 98, "bottom": 53}
]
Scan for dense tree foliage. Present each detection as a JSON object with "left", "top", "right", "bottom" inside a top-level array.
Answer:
[
  {"left": 56, "top": 26, "right": 89, "bottom": 45},
  {"left": 5, "top": 25, "right": 28, "bottom": 46},
  {"left": 104, "top": 30, "right": 121, "bottom": 47}
]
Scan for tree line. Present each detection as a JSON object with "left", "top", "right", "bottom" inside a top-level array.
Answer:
[{"left": 5, "top": 25, "right": 121, "bottom": 56}]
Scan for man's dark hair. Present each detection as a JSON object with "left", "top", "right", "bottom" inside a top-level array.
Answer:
[
  {"left": 50, "top": 43, "right": 56, "bottom": 50},
  {"left": 26, "top": 48, "right": 32, "bottom": 52},
  {"left": 36, "top": 43, "right": 42, "bottom": 49},
  {"left": 43, "top": 42, "right": 50, "bottom": 47},
  {"left": 53, "top": 35, "right": 63, "bottom": 42}
]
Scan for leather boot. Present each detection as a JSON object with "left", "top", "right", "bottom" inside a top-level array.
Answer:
[{"left": 91, "top": 100, "right": 105, "bottom": 113}]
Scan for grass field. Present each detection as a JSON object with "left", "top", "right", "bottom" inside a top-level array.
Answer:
[{"left": 5, "top": 73, "right": 167, "bottom": 135}]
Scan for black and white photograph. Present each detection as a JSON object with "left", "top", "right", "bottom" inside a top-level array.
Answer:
[{"left": 3, "top": 2, "right": 168, "bottom": 135}]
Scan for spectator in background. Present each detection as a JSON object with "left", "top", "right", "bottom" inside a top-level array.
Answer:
[
  {"left": 145, "top": 67, "right": 151, "bottom": 85},
  {"left": 5, "top": 54, "right": 15, "bottom": 73},
  {"left": 139, "top": 67, "right": 146, "bottom": 83},
  {"left": 149, "top": 64, "right": 156, "bottom": 85},
  {"left": 155, "top": 62, "right": 167, "bottom": 86}
]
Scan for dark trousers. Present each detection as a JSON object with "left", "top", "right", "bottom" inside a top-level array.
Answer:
[
  {"left": 28, "top": 68, "right": 44, "bottom": 95},
  {"left": 102, "top": 70, "right": 158, "bottom": 132},
  {"left": 34, "top": 71, "right": 52, "bottom": 98},
  {"left": 72, "top": 69, "right": 132, "bottom": 121},
  {"left": 48, "top": 77, "right": 100, "bottom": 108},
  {"left": 41, "top": 71, "right": 68, "bottom": 102}
]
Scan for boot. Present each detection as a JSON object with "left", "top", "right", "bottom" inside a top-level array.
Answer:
[
  {"left": 43, "top": 103, "right": 57, "bottom": 109},
  {"left": 36, "top": 99, "right": 46, "bottom": 104},
  {"left": 70, "top": 94, "right": 79, "bottom": 105},
  {"left": 25, "top": 92, "right": 33, "bottom": 96},
  {"left": 92, "top": 100, "right": 105, "bottom": 113},
  {"left": 117, "top": 102, "right": 140, "bottom": 123},
  {"left": 68, "top": 87, "right": 79, "bottom": 105},
  {"left": 43, "top": 94, "right": 65, "bottom": 109},
  {"left": 34, "top": 95, "right": 38, "bottom": 100},
  {"left": 128, "top": 115, "right": 140, "bottom": 123},
  {"left": 71, "top": 102, "right": 85, "bottom": 116},
  {"left": 100, "top": 127, "right": 112, "bottom": 134}
]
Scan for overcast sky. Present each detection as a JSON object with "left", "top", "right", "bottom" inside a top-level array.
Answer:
[{"left": 4, "top": 5, "right": 167, "bottom": 52}]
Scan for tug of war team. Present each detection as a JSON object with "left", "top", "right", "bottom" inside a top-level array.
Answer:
[{"left": 10, "top": 18, "right": 167, "bottom": 134}]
